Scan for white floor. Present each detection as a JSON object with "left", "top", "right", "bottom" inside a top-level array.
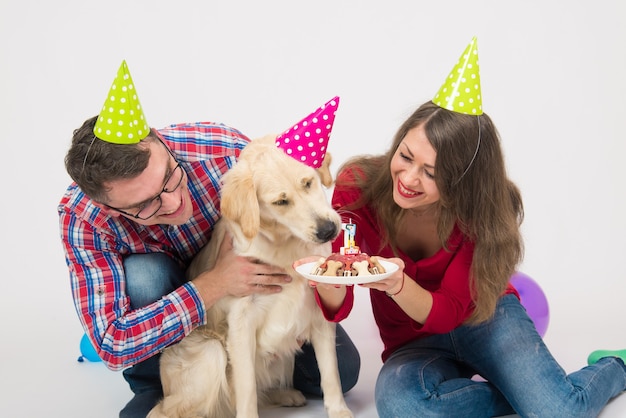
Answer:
[{"left": 6, "top": 282, "right": 623, "bottom": 418}]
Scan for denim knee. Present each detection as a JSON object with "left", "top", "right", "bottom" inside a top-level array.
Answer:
[
  {"left": 336, "top": 324, "right": 360, "bottom": 393},
  {"left": 293, "top": 324, "right": 361, "bottom": 396},
  {"left": 123, "top": 253, "right": 187, "bottom": 309},
  {"left": 375, "top": 357, "right": 428, "bottom": 418},
  {"left": 374, "top": 350, "right": 479, "bottom": 418}
]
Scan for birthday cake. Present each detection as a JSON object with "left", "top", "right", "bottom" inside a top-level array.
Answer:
[
  {"left": 309, "top": 220, "right": 386, "bottom": 278},
  {"left": 309, "top": 252, "right": 386, "bottom": 277}
]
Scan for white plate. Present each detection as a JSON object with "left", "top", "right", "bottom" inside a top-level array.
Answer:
[{"left": 294, "top": 259, "right": 399, "bottom": 285}]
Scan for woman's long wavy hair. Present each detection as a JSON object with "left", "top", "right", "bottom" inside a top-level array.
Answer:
[
  {"left": 65, "top": 116, "right": 159, "bottom": 203},
  {"left": 336, "top": 101, "right": 524, "bottom": 323}
]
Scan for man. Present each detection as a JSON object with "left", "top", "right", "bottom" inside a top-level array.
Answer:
[{"left": 58, "top": 61, "right": 360, "bottom": 417}]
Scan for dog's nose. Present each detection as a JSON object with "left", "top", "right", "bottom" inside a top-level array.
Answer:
[{"left": 316, "top": 219, "right": 339, "bottom": 242}]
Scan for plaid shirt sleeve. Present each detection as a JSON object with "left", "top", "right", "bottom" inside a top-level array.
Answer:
[{"left": 58, "top": 122, "right": 249, "bottom": 371}]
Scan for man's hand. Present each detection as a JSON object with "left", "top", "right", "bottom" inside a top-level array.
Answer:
[{"left": 191, "top": 233, "right": 292, "bottom": 308}]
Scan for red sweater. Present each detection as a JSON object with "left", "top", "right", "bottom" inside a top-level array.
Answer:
[{"left": 321, "top": 170, "right": 518, "bottom": 362}]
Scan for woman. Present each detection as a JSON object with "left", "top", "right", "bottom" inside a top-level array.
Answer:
[
  {"left": 311, "top": 38, "right": 626, "bottom": 417},
  {"left": 313, "top": 99, "right": 626, "bottom": 417}
]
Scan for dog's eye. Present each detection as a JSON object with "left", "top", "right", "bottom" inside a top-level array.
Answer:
[
  {"left": 273, "top": 199, "right": 289, "bottom": 206},
  {"left": 302, "top": 178, "right": 313, "bottom": 189}
]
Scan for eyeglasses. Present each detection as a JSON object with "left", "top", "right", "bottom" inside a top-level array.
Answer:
[{"left": 104, "top": 139, "right": 186, "bottom": 220}]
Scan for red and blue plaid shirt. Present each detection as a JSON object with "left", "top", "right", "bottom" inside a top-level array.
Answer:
[{"left": 58, "top": 122, "right": 250, "bottom": 371}]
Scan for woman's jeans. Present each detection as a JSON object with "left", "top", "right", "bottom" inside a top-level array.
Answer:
[
  {"left": 119, "top": 253, "right": 360, "bottom": 418},
  {"left": 375, "top": 293, "right": 626, "bottom": 418}
]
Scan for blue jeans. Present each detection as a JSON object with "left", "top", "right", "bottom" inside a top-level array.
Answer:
[
  {"left": 119, "top": 253, "right": 360, "bottom": 418},
  {"left": 375, "top": 294, "right": 626, "bottom": 418}
]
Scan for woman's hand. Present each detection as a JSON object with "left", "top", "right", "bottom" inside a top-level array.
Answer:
[
  {"left": 293, "top": 255, "right": 349, "bottom": 314},
  {"left": 361, "top": 256, "right": 433, "bottom": 324},
  {"left": 292, "top": 255, "right": 322, "bottom": 288},
  {"left": 360, "top": 257, "right": 405, "bottom": 295}
]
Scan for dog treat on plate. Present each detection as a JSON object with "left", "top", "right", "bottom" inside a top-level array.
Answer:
[
  {"left": 310, "top": 253, "right": 386, "bottom": 277},
  {"left": 322, "top": 259, "right": 344, "bottom": 277}
]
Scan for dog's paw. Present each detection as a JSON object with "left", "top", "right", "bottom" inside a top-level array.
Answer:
[
  {"left": 326, "top": 407, "right": 354, "bottom": 418},
  {"left": 265, "top": 388, "right": 306, "bottom": 407}
]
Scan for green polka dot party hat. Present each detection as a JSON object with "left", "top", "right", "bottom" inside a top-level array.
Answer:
[
  {"left": 93, "top": 60, "right": 150, "bottom": 144},
  {"left": 433, "top": 37, "right": 483, "bottom": 115}
]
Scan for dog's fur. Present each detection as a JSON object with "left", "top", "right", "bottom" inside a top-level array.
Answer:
[{"left": 148, "top": 135, "right": 354, "bottom": 418}]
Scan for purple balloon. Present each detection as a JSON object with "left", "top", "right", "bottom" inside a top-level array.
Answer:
[{"left": 510, "top": 272, "right": 550, "bottom": 337}]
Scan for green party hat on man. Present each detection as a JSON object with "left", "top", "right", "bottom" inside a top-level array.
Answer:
[
  {"left": 432, "top": 37, "right": 483, "bottom": 115},
  {"left": 93, "top": 60, "right": 150, "bottom": 144}
]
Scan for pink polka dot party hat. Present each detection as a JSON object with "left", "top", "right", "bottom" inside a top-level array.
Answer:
[{"left": 275, "top": 96, "right": 339, "bottom": 168}]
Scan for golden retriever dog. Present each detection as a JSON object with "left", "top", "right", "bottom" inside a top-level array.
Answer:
[{"left": 148, "top": 135, "right": 353, "bottom": 418}]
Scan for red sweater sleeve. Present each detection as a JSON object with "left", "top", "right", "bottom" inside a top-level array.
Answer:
[{"left": 314, "top": 288, "right": 355, "bottom": 322}]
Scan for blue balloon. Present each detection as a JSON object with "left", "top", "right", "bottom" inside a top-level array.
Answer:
[
  {"left": 78, "top": 333, "right": 102, "bottom": 362},
  {"left": 510, "top": 271, "right": 550, "bottom": 337}
]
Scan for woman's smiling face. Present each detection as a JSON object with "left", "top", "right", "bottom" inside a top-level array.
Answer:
[{"left": 390, "top": 123, "right": 440, "bottom": 210}]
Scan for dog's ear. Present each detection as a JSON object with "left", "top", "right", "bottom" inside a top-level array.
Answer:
[
  {"left": 316, "top": 152, "right": 334, "bottom": 188},
  {"left": 220, "top": 160, "right": 260, "bottom": 239}
]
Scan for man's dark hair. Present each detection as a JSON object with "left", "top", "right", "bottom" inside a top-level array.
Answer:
[{"left": 64, "top": 116, "right": 157, "bottom": 203}]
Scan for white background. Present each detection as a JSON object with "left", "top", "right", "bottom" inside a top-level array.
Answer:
[{"left": 1, "top": 0, "right": 625, "bottom": 417}]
